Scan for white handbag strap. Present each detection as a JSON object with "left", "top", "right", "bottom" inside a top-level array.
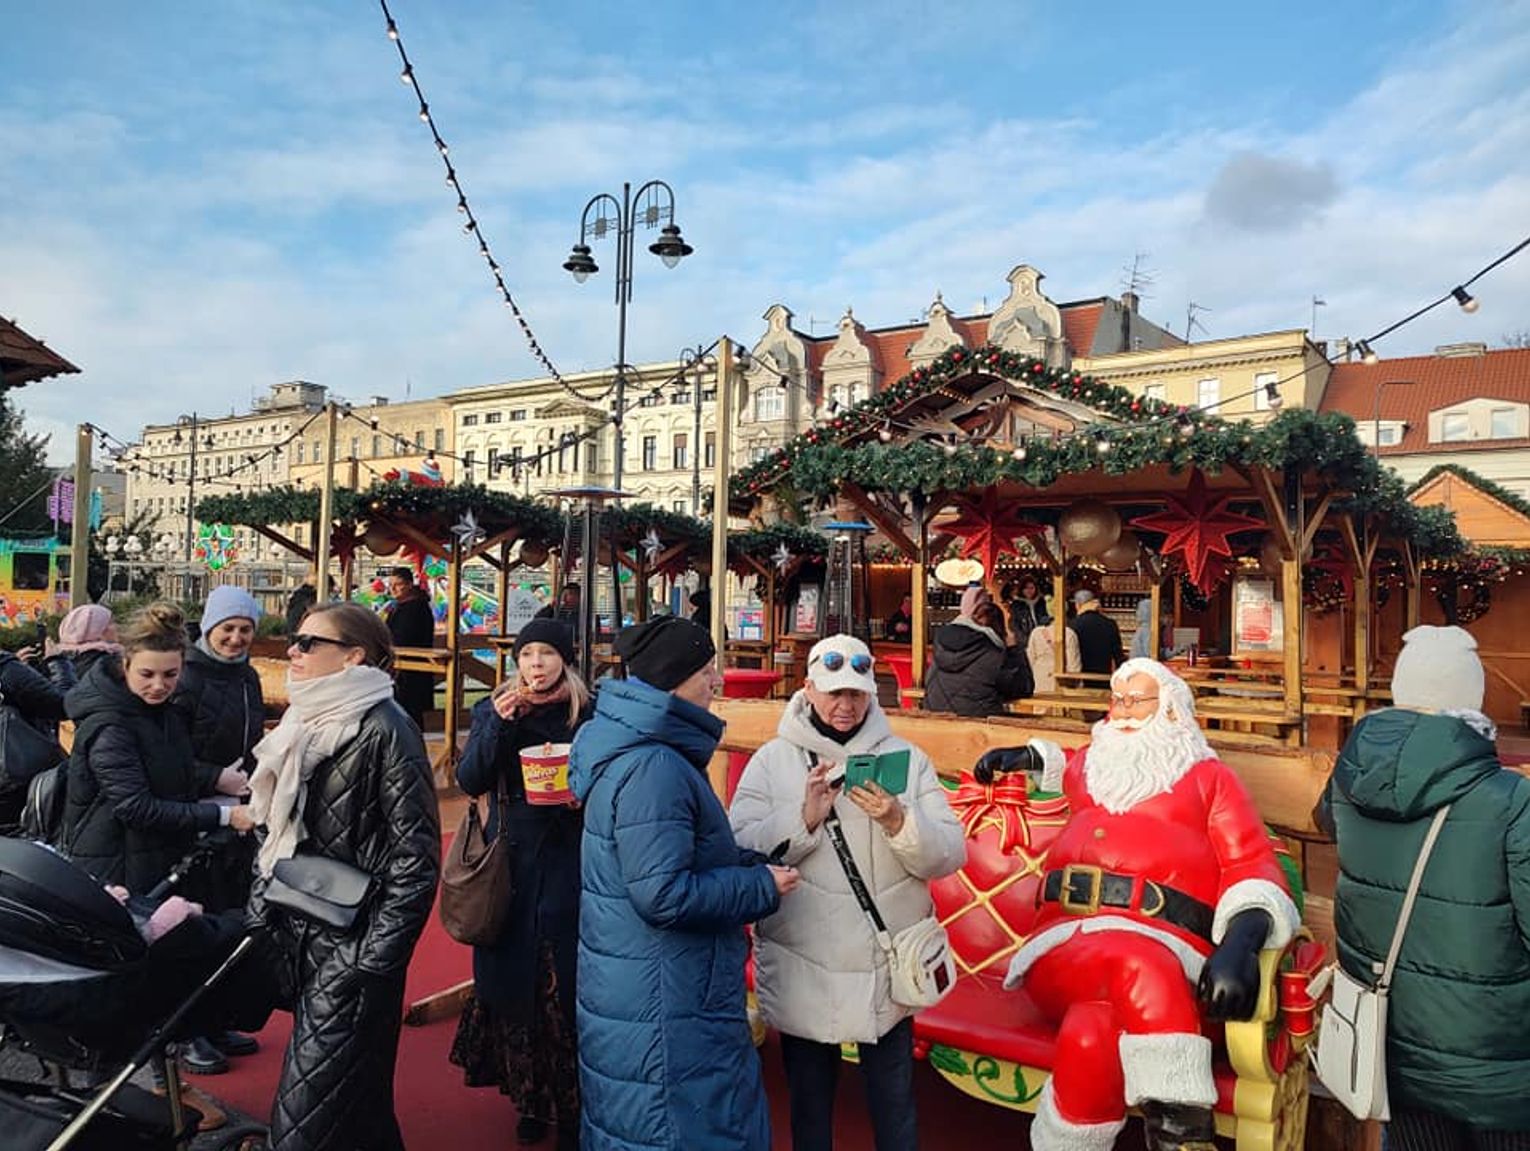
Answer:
[{"left": 1376, "top": 803, "right": 1451, "bottom": 990}]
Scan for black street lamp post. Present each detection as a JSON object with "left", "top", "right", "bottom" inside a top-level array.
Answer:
[{"left": 564, "top": 181, "right": 692, "bottom": 493}]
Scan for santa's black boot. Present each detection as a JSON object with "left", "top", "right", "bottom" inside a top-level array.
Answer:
[{"left": 1140, "top": 1101, "right": 1217, "bottom": 1151}]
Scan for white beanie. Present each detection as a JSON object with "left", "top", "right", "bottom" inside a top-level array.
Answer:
[
  {"left": 1390, "top": 625, "right": 1484, "bottom": 714},
  {"left": 202, "top": 584, "right": 262, "bottom": 634}
]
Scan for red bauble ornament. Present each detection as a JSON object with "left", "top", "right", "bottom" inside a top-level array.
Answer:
[
  {"left": 1130, "top": 469, "right": 1264, "bottom": 595},
  {"left": 951, "top": 350, "right": 963, "bottom": 362}
]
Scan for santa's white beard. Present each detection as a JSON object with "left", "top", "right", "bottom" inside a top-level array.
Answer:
[{"left": 1083, "top": 712, "right": 1214, "bottom": 813}]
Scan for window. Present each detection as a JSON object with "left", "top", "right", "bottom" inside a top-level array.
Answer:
[
  {"left": 12, "top": 552, "right": 50, "bottom": 591},
  {"left": 461, "top": 413, "right": 479, "bottom": 427},
  {"left": 1197, "top": 378, "right": 1220, "bottom": 414},
  {"left": 704, "top": 432, "right": 716, "bottom": 468},
  {"left": 349, "top": 437, "right": 360, "bottom": 459},
  {"left": 1377, "top": 425, "right": 1403, "bottom": 446},
  {"left": 1253, "top": 371, "right": 1277, "bottom": 411},
  {"left": 434, "top": 428, "right": 445, "bottom": 451},
  {"left": 1441, "top": 412, "right": 1469, "bottom": 441},
  {"left": 485, "top": 411, "right": 503, "bottom": 425},
  {"left": 673, "top": 501, "right": 686, "bottom": 513},
  {"left": 754, "top": 387, "right": 785, "bottom": 421},
  {"left": 414, "top": 430, "right": 425, "bottom": 449},
  {"left": 372, "top": 434, "right": 382, "bottom": 457},
  {"left": 750, "top": 444, "right": 769, "bottom": 463},
  {"left": 462, "top": 449, "right": 475, "bottom": 475},
  {"left": 673, "top": 433, "right": 689, "bottom": 470},
  {"left": 295, "top": 441, "right": 305, "bottom": 464},
  {"left": 584, "top": 442, "right": 597, "bottom": 473},
  {"left": 639, "top": 391, "right": 661, "bottom": 408},
  {"left": 313, "top": 440, "right": 323, "bottom": 463},
  {"left": 642, "top": 436, "right": 657, "bottom": 470},
  {"left": 1491, "top": 408, "right": 1519, "bottom": 439},
  {"left": 1143, "top": 383, "right": 1166, "bottom": 403},
  {"left": 509, "top": 409, "right": 527, "bottom": 422},
  {"left": 671, "top": 390, "right": 690, "bottom": 406},
  {"left": 702, "top": 386, "right": 716, "bottom": 402}
]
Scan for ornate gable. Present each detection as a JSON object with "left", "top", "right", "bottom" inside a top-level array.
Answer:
[
  {"left": 906, "top": 293, "right": 969, "bottom": 370},
  {"left": 821, "top": 307, "right": 883, "bottom": 407},
  {"left": 987, "top": 265, "right": 1068, "bottom": 368}
]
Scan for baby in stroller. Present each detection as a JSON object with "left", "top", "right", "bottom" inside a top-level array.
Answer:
[{"left": 0, "top": 837, "right": 276, "bottom": 1150}]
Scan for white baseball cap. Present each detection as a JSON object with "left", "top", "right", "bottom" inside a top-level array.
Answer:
[{"left": 805, "top": 635, "right": 877, "bottom": 694}]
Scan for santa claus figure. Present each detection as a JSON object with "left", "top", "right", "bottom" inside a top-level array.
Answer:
[{"left": 1000, "top": 657, "right": 1300, "bottom": 1151}]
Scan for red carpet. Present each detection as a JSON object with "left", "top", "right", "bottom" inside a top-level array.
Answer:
[{"left": 204, "top": 844, "right": 1033, "bottom": 1149}]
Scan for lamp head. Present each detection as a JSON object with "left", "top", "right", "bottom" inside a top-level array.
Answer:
[
  {"left": 563, "top": 244, "right": 598, "bottom": 283},
  {"left": 648, "top": 224, "right": 693, "bottom": 269}
]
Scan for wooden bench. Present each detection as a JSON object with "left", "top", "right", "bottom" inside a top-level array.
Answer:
[{"left": 712, "top": 701, "right": 1334, "bottom": 1150}]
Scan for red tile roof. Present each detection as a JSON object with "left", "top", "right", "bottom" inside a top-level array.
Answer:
[
  {"left": 1320, "top": 347, "right": 1530, "bottom": 456},
  {"left": 1059, "top": 301, "right": 1105, "bottom": 357}
]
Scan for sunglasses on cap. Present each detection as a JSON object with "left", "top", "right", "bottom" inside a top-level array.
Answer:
[
  {"left": 814, "top": 650, "right": 872, "bottom": 674},
  {"left": 292, "top": 633, "right": 355, "bottom": 654}
]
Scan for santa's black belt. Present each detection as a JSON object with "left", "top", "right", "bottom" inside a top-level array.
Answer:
[{"left": 1041, "top": 866, "right": 1215, "bottom": 941}]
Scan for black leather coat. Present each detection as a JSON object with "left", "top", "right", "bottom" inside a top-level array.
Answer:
[
  {"left": 247, "top": 698, "right": 440, "bottom": 1151},
  {"left": 385, "top": 593, "right": 436, "bottom": 724},
  {"left": 60, "top": 658, "right": 219, "bottom": 892},
  {"left": 0, "top": 650, "right": 67, "bottom": 729}
]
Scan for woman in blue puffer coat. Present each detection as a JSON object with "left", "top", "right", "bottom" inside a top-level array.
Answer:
[{"left": 569, "top": 617, "right": 797, "bottom": 1151}]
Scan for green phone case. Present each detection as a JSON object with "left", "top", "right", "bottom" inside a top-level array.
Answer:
[{"left": 845, "top": 748, "right": 911, "bottom": 794}]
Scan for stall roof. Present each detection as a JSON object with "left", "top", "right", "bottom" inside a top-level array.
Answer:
[{"left": 0, "top": 317, "right": 79, "bottom": 391}]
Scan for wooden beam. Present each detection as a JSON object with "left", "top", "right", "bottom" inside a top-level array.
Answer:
[
  {"left": 494, "top": 539, "right": 511, "bottom": 684},
  {"left": 387, "top": 516, "right": 449, "bottom": 561},
  {"left": 912, "top": 505, "right": 930, "bottom": 689},
  {"left": 1401, "top": 540, "right": 1421, "bottom": 630},
  {"left": 465, "top": 527, "right": 520, "bottom": 565},
  {"left": 252, "top": 524, "right": 312, "bottom": 562},
  {"left": 1030, "top": 533, "right": 1062, "bottom": 576},
  {"left": 1301, "top": 489, "right": 1336, "bottom": 554},
  {"left": 840, "top": 481, "right": 919, "bottom": 559},
  {"left": 1249, "top": 467, "right": 1294, "bottom": 556}
]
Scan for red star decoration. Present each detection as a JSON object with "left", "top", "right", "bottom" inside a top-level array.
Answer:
[
  {"left": 1130, "top": 469, "right": 1264, "bottom": 595},
  {"left": 937, "top": 488, "right": 1047, "bottom": 579}
]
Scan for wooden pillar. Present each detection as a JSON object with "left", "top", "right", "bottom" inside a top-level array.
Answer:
[
  {"left": 444, "top": 541, "right": 464, "bottom": 775},
  {"left": 911, "top": 502, "right": 929, "bottom": 688},
  {"left": 1148, "top": 578, "right": 1163, "bottom": 661},
  {"left": 70, "top": 425, "right": 93, "bottom": 609},
  {"left": 1401, "top": 541, "right": 1421, "bottom": 630},
  {"left": 1280, "top": 471, "right": 1306, "bottom": 728},
  {"left": 1052, "top": 561, "right": 1068, "bottom": 667},
  {"left": 495, "top": 540, "right": 511, "bottom": 685}
]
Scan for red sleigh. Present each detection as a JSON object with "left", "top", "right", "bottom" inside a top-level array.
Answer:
[{"left": 915, "top": 770, "right": 1325, "bottom": 1151}]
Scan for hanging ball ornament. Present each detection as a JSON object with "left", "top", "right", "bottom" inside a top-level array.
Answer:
[
  {"left": 518, "top": 542, "right": 549, "bottom": 569},
  {"left": 1100, "top": 530, "right": 1142, "bottom": 572},
  {"left": 364, "top": 522, "right": 403, "bottom": 557},
  {"left": 1058, "top": 499, "right": 1122, "bottom": 557}
]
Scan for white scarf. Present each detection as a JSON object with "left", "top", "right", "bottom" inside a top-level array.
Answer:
[{"left": 248, "top": 664, "right": 397, "bottom": 877}]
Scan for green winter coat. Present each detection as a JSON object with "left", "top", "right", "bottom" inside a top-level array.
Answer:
[{"left": 1322, "top": 709, "right": 1530, "bottom": 1132}]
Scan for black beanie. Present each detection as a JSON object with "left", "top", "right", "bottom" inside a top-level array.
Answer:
[
  {"left": 512, "top": 618, "right": 576, "bottom": 666},
  {"left": 615, "top": 617, "right": 715, "bottom": 691}
]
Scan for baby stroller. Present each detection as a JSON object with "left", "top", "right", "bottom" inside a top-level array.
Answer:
[{"left": 0, "top": 836, "right": 274, "bottom": 1150}]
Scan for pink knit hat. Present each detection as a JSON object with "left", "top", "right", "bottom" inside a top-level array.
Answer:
[
  {"left": 959, "top": 585, "right": 991, "bottom": 618},
  {"left": 53, "top": 604, "right": 121, "bottom": 654}
]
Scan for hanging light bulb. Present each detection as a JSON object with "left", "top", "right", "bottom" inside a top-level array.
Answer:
[
  {"left": 1012, "top": 441, "right": 1028, "bottom": 461},
  {"left": 1264, "top": 381, "right": 1284, "bottom": 410},
  {"left": 400, "top": 67, "right": 413, "bottom": 84},
  {"left": 1095, "top": 434, "right": 1112, "bottom": 454},
  {"left": 386, "top": 18, "right": 399, "bottom": 39},
  {"left": 1356, "top": 340, "right": 1379, "bottom": 365},
  {"left": 1451, "top": 286, "right": 1479, "bottom": 314}
]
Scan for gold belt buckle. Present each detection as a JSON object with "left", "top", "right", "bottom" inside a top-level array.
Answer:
[{"left": 1058, "top": 864, "right": 1103, "bottom": 915}]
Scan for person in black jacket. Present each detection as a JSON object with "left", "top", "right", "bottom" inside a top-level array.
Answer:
[
  {"left": 923, "top": 601, "right": 1033, "bottom": 717},
  {"left": 172, "top": 583, "right": 268, "bottom": 1073},
  {"left": 1003, "top": 576, "right": 1051, "bottom": 644},
  {"left": 247, "top": 601, "right": 440, "bottom": 1151},
  {"left": 449, "top": 618, "right": 590, "bottom": 1150},
  {"left": 61, "top": 602, "right": 256, "bottom": 893},
  {"left": 1068, "top": 589, "right": 1125, "bottom": 675},
  {"left": 384, "top": 565, "right": 436, "bottom": 727},
  {"left": 0, "top": 647, "right": 67, "bottom": 830}
]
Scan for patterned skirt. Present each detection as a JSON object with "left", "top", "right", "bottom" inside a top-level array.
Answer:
[{"left": 448, "top": 941, "right": 579, "bottom": 1126}]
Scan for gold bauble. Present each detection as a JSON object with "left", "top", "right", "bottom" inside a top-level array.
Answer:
[
  {"left": 1100, "top": 530, "right": 1142, "bottom": 572},
  {"left": 518, "top": 542, "right": 549, "bottom": 569},
  {"left": 1058, "top": 500, "right": 1122, "bottom": 558},
  {"left": 363, "top": 522, "right": 402, "bottom": 557}
]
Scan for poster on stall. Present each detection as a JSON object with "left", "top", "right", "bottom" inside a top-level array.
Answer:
[
  {"left": 792, "top": 585, "right": 822, "bottom": 635},
  {"left": 1233, "top": 577, "right": 1282, "bottom": 653}
]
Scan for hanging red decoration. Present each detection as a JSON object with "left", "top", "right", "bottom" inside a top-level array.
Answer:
[
  {"left": 936, "top": 488, "right": 1048, "bottom": 580},
  {"left": 1129, "top": 469, "right": 1263, "bottom": 595}
]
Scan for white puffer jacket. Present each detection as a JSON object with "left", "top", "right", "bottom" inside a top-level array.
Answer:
[{"left": 729, "top": 692, "right": 966, "bottom": 1044}]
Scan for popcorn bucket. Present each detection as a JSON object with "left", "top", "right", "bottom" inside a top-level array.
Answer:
[{"left": 520, "top": 742, "right": 573, "bottom": 806}]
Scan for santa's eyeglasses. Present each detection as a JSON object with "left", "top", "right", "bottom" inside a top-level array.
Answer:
[
  {"left": 814, "top": 650, "right": 873, "bottom": 674},
  {"left": 1108, "top": 691, "right": 1158, "bottom": 710}
]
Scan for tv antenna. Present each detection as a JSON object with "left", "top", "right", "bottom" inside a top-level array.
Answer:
[
  {"left": 1121, "top": 252, "right": 1156, "bottom": 298},
  {"left": 1185, "top": 301, "right": 1210, "bottom": 341}
]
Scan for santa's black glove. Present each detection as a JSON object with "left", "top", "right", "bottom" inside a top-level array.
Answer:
[
  {"left": 972, "top": 745, "right": 1040, "bottom": 785},
  {"left": 1196, "top": 908, "right": 1271, "bottom": 1021}
]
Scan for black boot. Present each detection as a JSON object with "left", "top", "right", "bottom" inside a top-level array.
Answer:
[
  {"left": 179, "top": 1035, "right": 229, "bottom": 1076},
  {"left": 1140, "top": 1101, "right": 1217, "bottom": 1151}
]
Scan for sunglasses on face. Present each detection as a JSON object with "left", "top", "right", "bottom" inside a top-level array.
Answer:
[
  {"left": 815, "top": 650, "right": 872, "bottom": 674},
  {"left": 292, "top": 633, "right": 355, "bottom": 654}
]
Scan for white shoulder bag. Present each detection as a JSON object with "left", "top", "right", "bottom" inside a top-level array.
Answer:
[{"left": 1308, "top": 803, "right": 1451, "bottom": 1121}]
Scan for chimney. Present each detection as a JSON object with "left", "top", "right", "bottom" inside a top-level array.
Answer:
[
  {"left": 371, "top": 395, "right": 390, "bottom": 406},
  {"left": 1121, "top": 290, "right": 1140, "bottom": 314},
  {"left": 1434, "top": 342, "right": 1487, "bottom": 359}
]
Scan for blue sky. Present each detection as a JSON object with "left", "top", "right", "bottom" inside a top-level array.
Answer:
[{"left": 3, "top": 0, "right": 1528, "bottom": 463}]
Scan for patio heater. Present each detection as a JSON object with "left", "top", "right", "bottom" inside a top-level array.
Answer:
[{"left": 822, "top": 520, "right": 873, "bottom": 641}]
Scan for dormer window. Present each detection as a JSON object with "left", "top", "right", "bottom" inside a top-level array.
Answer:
[{"left": 1440, "top": 412, "right": 1469, "bottom": 441}]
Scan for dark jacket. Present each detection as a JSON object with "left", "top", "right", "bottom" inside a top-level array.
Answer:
[
  {"left": 923, "top": 619, "right": 1033, "bottom": 717},
  {"left": 284, "top": 583, "right": 316, "bottom": 638},
  {"left": 61, "top": 658, "right": 219, "bottom": 892},
  {"left": 1321, "top": 709, "right": 1530, "bottom": 1132},
  {"left": 456, "top": 692, "right": 589, "bottom": 1020},
  {"left": 248, "top": 698, "right": 440, "bottom": 1151},
  {"left": 1069, "top": 608, "right": 1124, "bottom": 675},
  {"left": 43, "top": 648, "right": 113, "bottom": 695},
  {"left": 1007, "top": 595, "right": 1050, "bottom": 641},
  {"left": 569, "top": 678, "right": 779, "bottom": 1151},
  {"left": 386, "top": 590, "right": 436, "bottom": 723},
  {"left": 0, "top": 650, "right": 67, "bottom": 729},
  {"left": 172, "top": 646, "right": 266, "bottom": 788},
  {"left": 884, "top": 608, "right": 913, "bottom": 643}
]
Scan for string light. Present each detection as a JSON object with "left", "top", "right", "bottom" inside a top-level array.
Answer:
[
  {"left": 378, "top": 0, "right": 601, "bottom": 406},
  {"left": 1451, "top": 286, "right": 1479, "bottom": 313}
]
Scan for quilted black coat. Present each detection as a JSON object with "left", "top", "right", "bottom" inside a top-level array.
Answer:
[
  {"left": 172, "top": 647, "right": 266, "bottom": 791},
  {"left": 60, "top": 658, "right": 220, "bottom": 892},
  {"left": 0, "top": 650, "right": 67, "bottom": 730},
  {"left": 247, "top": 698, "right": 440, "bottom": 1151}
]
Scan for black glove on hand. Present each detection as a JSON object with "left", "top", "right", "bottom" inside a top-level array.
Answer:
[
  {"left": 1196, "top": 907, "right": 1272, "bottom": 1021},
  {"left": 972, "top": 745, "right": 1040, "bottom": 785}
]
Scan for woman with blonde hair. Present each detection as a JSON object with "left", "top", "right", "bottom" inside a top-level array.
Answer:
[
  {"left": 61, "top": 601, "right": 255, "bottom": 891},
  {"left": 246, "top": 601, "right": 440, "bottom": 1151},
  {"left": 449, "top": 618, "right": 590, "bottom": 1150}
]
